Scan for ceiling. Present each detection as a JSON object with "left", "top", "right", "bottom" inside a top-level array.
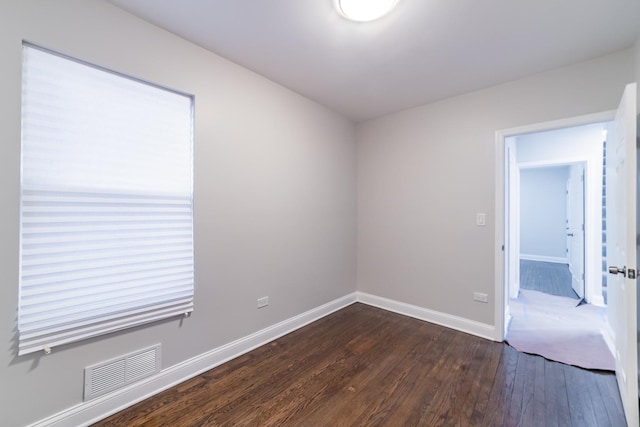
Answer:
[{"left": 108, "top": 0, "right": 640, "bottom": 122}]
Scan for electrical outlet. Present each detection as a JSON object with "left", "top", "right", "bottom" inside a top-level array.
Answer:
[
  {"left": 473, "top": 292, "right": 488, "bottom": 303},
  {"left": 257, "top": 297, "right": 269, "bottom": 308}
]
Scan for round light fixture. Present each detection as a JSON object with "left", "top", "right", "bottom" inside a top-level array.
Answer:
[{"left": 336, "top": 0, "right": 398, "bottom": 22}]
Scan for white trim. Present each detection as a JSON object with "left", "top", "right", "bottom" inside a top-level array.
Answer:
[
  {"left": 590, "top": 294, "right": 605, "bottom": 307},
  {"left": 356, "top": 292, "right": 497, "bottom": 341},
  {"left": 518, "top": 158, "right": 592, "bottom": 169},
  {"left": 495, "top": 110, "right": 616, "bottom": 342},
  {"left": 520, "top": 254, "right": 568, "bottom": 264},
  {"left": 504, "top": 304, "right": 512, "bottom": 332},
  {"left": 495, "top": 129, "right": 508, "bottom": 341},
  {"left": 603, "top": 321, "right": 616, "bottom": 359},
  {"left": 497, "top": 110, "right": 616, "bottom": 139},
  {"left": 28, "top": 290, "right": 502, "bottom": 426},
  {"left": 27, "top": 293, "right": 358, "bottom": 427}
]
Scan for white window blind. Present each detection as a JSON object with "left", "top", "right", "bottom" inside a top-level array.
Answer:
[{"left": 19, "top": 44, "right": 194, "bottom": 356}]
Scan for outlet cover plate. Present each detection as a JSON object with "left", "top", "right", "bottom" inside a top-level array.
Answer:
[{"left": 473, "top": 292, "right": 488, "bottom": 303}]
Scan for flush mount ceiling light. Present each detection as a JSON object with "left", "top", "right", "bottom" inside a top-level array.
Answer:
[{"left": 336, "top": 0, "right": 398, "bottom": 22}]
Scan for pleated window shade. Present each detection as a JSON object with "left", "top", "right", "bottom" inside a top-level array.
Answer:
[{"left": 19, "top": 44, "right": 194, "bottom": 356}]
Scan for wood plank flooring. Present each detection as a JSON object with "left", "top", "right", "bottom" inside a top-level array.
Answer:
[
  {"left": 92, "top": 303, "right": 626, "bottom": 427},
  {"left": 520, "top": 260, "right": 579, "bottom": 299}
]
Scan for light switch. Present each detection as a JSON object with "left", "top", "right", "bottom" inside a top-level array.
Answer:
[{"left": 476, "top": 213, "right": 486, "bottom": 226}]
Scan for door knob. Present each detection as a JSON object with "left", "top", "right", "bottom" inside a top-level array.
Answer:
[
  {"left": 608, "top": 266, "right": 627, "bottom": 277},
  {"left": 567, "top": 233, "right": 574, "bottom": 237}
]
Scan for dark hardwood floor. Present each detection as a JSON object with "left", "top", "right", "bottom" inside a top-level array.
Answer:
[
  {"left": 520, "top": 260, "right": 579, "bottom": 299},
  {"left": 93, "top": 303, "right": 626, "bottom": 427}
]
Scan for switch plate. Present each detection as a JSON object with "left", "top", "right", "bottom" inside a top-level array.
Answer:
[
  {"left": 473, "top": 292, "right": 488, "bottom": 303},
  {"left": 476, "top": 213, "right": 486, "bottom": 226},
  {"left": 257, "top": 297, "right": 269, "bottom": 308}
]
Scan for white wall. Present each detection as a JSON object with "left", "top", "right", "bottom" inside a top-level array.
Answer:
[
  {"left": 0, "top": 1, "right": 356, "bottom": 426},
  {"left": 357, "top": 49, "right": 634, "bottom": 326},
  {"left": 519, "top": 166, "right": 569, "bottom": 260},
  {"left": 516, "top": 123, "right": 606, "bottom": 164}
]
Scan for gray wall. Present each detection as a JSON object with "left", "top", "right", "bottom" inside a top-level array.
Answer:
[
  {"left": 0, "top": 1, "right": 356, "bottom": 425},
  {"left": 520, "top": 167, "right": 569, "bottom": 260},
  {"left": 357, "top": 49, "right": 634, "bottom": 326}
]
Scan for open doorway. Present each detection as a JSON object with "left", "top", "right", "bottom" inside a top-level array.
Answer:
[
  {"left": 502, "top": 120, "right": 613, "bottom": 370},
  {"left": 518, "top": 164, "right": 584, "bottom": 301}
]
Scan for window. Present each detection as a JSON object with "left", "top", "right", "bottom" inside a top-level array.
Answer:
[{"left": 18, "top": 44, "right": 194, "bottom": 356}]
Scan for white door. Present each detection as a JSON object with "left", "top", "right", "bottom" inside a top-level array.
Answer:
[
  {"left": 606, "top": 82, "right": 638, "bottom": 427},
  {"left": 566, "top": 164, "right": 585, "bottom": 299}
]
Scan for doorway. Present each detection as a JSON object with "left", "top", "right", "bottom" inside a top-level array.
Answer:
[
  {"left": 517, "top": 163, "right": 584, "bottom": 300},
  {"left": 494, "top": 112, "right": 615, "bottom": 341},
  {"left": 500, "top": 119, "right": 612, "bottom": 371},
  {"left": 505, "top": 122, "right": 608, "bottom": 306}
]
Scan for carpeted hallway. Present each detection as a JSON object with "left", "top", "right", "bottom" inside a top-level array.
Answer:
[
  {"left": 508, "top": 260, "right": 612, "bottom": 370},
  {"left": 507, "top": 289, "right": 613, "bottom": 370}
]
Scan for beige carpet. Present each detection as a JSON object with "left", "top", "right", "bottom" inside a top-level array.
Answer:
[{"left": 506, "top": 289, "right": 615, "bottom": 371}]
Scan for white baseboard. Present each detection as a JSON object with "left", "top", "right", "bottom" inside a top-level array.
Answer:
[
  {"left": 28, "top": 293, "right": 358, "bottom": 427},
  {"left": 589, "top": 295, "right": 605, "bottom": 307},
  {"left": 520, "top": 254, "right": 568, "bottom": 264},
  {"left": 356, "top": 292, "right": 497, "bottom": 341},
  {"left": 504, "top": 304, "right": 512, "bottom": 339},
  {"left": 603, "top": 322, "right": 616, "bottom": 360},
  {"left": 637, "top": 334, "right": 640, "bottom": 396},
  {"left": 30, "top": 291, "right": 498, "bottom": 426}
]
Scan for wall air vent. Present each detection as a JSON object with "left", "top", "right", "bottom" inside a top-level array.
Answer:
[{"left": 84, "top": 344, "right": 161, "bottom": 401}]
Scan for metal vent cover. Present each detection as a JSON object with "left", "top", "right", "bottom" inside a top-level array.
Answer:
[{"left": 84, "top": 344, "right": 161, "bottom": 401}]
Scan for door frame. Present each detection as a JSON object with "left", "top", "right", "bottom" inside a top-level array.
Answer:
[{"left": 494, "top": 110, "right": 615, "bottom": 341}]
